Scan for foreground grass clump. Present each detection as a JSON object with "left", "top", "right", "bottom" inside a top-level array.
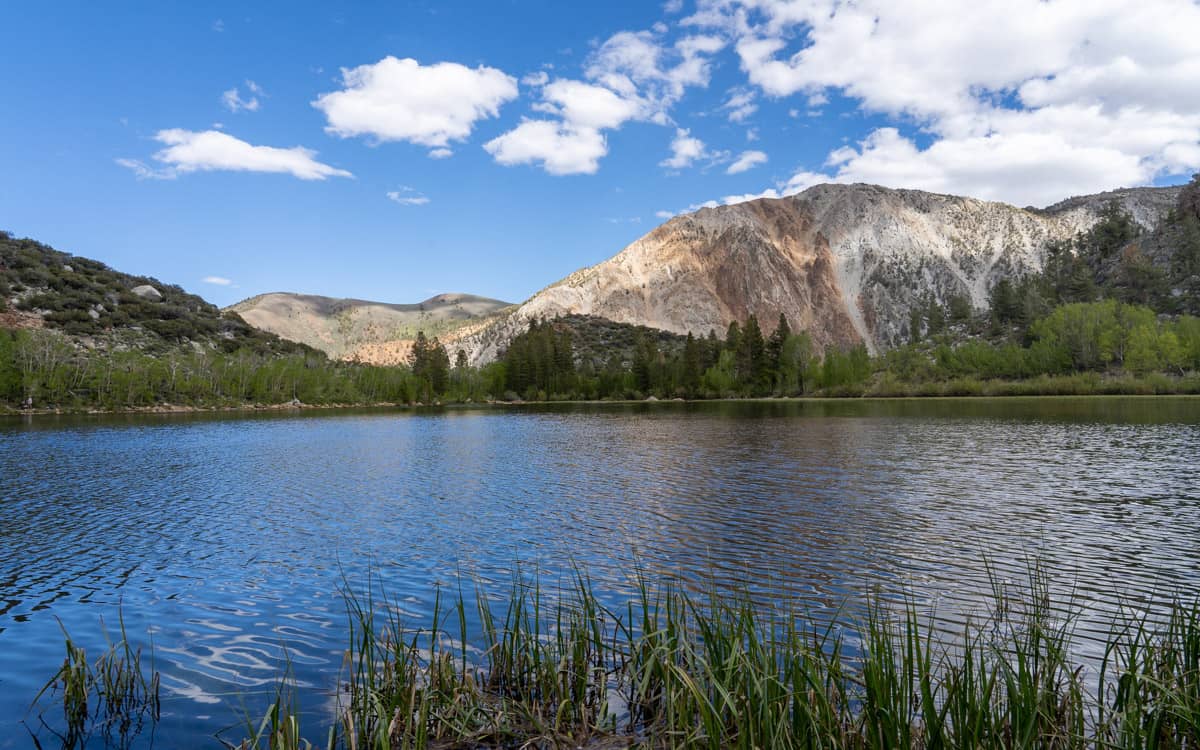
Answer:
[
  {"left": 29, "top": 615, "right": 160, "bottom": 749},
  {"left": 34, "top": 568, "right": 1200, "bottom": 749},
  {"left": 233, "top": 568, "right": 1199, "bottom": 750}
]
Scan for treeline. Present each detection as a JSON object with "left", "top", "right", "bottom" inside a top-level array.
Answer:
[
  {"left": 492, "top": 315, "right": 870, "bottom": 401},
  {"left": 0, "top": 328, "right": 417, "bottom": 409},
  {"left": 882, "top": 301, "right": 1200, "bottom": 387},
  {"left": 5, "top": 300, "right": 1200, "bottom": 410}
]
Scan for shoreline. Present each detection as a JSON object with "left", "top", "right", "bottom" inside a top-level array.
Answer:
[{"left": 4, "top": 390, "right": 1200, "bottom": 418}]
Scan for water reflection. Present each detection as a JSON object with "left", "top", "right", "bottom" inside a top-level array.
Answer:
[{"left": 1, "top": 398, "right": 1199, "bottom": 747}]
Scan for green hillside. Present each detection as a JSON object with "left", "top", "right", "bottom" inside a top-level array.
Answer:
[{"left": 0, "top": 231, "right": 308, "bottom": 356}]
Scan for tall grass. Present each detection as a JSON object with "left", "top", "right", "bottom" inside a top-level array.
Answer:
[
  {"left": 36, "top": 567, "right": 1200, "bottom": 749},
  {"left": 28, "top": 613, "right": 160, "bottom": 749}
]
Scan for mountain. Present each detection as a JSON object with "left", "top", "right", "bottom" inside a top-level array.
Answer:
[
  {"left": 225, "top": 292, "right": 511, "bottom": 363},
  {"left": 0, "top": 232, "right": 307, "bottom": 355},
  {"left": 451, "top": 183, "right": 1182, "bottom": 363}
]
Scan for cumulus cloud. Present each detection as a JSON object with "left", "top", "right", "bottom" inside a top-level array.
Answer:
[
  {"left": 587, "top": 31, "right": 726, "bottom": 114},
  {"left": 387, "top": 187, "right": 430, "bottom": 205},
  {"left": 427, "top": 147, "right": 453, "bottom": 159},
  {"left": 726, "top": 149, "right": 767, "bottom": 174},
  {"left": 818, "top": 127, "right": 1151, "bottom": 206},
  {"left": 487, "top": 25, "right": 726, "bottom": 174},
  {"left": 660, "top": 128, "right": 711, "bottom": 169},
  {"left": 118, "top": 129, "right": 352, "bottom": 180},
  {"left": 202, "top": 276, "right": 232, "bottom": 286},
  {"left": 484, "top": 120, "right": 608, "bottom": 175},
  {"left": 221, "top": 81, "right": 262, "bottom": 113},
  {"left": 689, "top": 0, "right": 1200, "bottom": 204},
  {"left": 314, "top": 57, "right": 518, "bottom": 147},
  {"left": 534, "top": 79, "right": 645, "bottom": 129}
]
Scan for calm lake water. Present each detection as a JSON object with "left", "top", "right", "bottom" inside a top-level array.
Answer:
[{"left": 2, "top": 398, "right": 1199, "bottom": 747}]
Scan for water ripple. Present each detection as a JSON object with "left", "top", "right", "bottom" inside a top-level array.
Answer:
[{"left": 2, "top": 399, "right": 1199, "bottom": 746}]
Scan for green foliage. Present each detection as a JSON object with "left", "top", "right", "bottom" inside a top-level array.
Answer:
[
  {"left": 501, "top": 318, "right": 577, "bottom": 398},
  {"left": 408, "top": 331, "right": 451, "bottom": 401},
  {"left": 0, "top": 328, "right": 424, "bottom": 410}
]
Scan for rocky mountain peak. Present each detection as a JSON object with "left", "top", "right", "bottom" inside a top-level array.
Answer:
[{"left": 450, "top": 183, "right": 1184, "bottom": 363}]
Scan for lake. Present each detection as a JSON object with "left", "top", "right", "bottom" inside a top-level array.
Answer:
[{"left": 1, "top": 398, "right": 1198, "bottom": 748}]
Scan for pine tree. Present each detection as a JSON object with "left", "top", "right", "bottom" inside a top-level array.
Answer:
[
  {"left": 767, "top": 313, "right": 791, "bottom": 387},
  {"left": 682, "top": 332, "right": 701, "bottom": 394},
  {"left": 725, "top": 321, "right": 741, "bottom": 356},
  {"left": 737, "top": 315, "right": 767, "bottom": 392}
]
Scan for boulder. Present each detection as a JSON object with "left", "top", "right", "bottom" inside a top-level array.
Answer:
[{"left": 131, "top": 285, "right": 162, "bottom": 300}]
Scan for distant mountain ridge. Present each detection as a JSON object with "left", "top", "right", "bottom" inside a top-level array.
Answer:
[
  {"left": 448, "top": 183, "right": 1183, "bottom": 363},
  {"left": 225, "top": 291, "right": 511, "bottom": 363}
]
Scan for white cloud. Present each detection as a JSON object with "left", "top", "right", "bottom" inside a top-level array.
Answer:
[
  {"left": 211, "top": 19, "right": 224, "bottom": 32},
  {"left": 314, "top": 56, "right": 518, "bottom": 147},
  {"left": 428, "top": 147, "right": 453, "bottom": 159},
  {"left": 585, "top": 31, "right": 725, "bottom": 113},
  {"left": 489, "top": 25, "right": 726, "bottom": 174},
  {"left": 721, "top": 88, "right": 757, "bottom": 122},
  {"left": 521, "top": 70, "right": 550, "bottom": 87},
  {"left": 818, "top": 127, "right": 1148, "bottom": 206},
  {"left": 484, "top": 120, "right": 607, "bottom": 175},
  {"left": 655, "top": 209, "right": 675, "bottom": 219},
  {"left": 387, "top": 187, "right": 430, "bottom": 205},
  {"left": 690, "top": 0, "right": 1200, "bottom": 204},
  {"left": 726, "top": 149, "right": 767, "bottom": 174},
  {"left": 661, "top": 128, "right": 711, "bottom": 169},
  {"left": 535, "top": 79, "right": 645, "bottom": 129},
  {"left": 119, "top": 129, "right": 352, "bottom": 181},
  {"left": 780, "top": 170, "right": 830, "bottom": 195},
  {"left": 202, "top": 276, "right": 232, "bottom": 286},
  {"left": 221, "top": 82, "right": 261, "bottom": 113}
]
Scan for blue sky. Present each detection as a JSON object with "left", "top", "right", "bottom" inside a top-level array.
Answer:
[{"left": 2, "top": 1, "right": 1197, "bottom": 307}]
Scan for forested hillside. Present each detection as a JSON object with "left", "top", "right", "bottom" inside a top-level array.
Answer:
[
  {"left": 482, "top": 176, "right": 1200, "bottom": 400},
  {"left": 0, "top": 232, "right": 308, "bottom": 355}
]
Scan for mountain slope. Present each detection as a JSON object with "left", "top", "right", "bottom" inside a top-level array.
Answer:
[
  {"left": 0, "top": 232, "right": 307, "bottom": 355},
  {"left": 226, "top": 292, "right": 511, "bottom": 362},
  {"left": 453, "top": 183, "right": 1181, "bottom": 363}
]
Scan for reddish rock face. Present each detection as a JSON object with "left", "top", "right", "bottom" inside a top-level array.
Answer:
[{"left": 456, "top": 182, "right": 1181, "bottom": 364}]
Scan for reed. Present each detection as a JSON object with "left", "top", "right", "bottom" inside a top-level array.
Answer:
[
  {"left": 28, "top": 612, "right": 160, "bottom": 749},
  {"left": 37, "top": 565, "right": 1200, "bottom": 749}
]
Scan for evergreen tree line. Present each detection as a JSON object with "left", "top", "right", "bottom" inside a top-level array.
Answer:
[
  {"left": 5, "top": 299, "right": 1200, "bottom": 410},
  {"left": 493, "top": 313, "right": 871, "bottom": 401}
]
